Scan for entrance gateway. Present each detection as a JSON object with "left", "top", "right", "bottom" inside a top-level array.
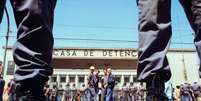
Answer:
[
  {"left": 3, "top": 47, "right": 199, "bottom": 88},
  {"left": 51, "top": 48, "right": 138, "bottom": 89}
]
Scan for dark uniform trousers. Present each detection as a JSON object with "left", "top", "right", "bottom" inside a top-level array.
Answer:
[
  {"left": 137, "top": 0, "right": 201, "bottom": 82},
  {"left": 0, "top": 0, "right": 57, "bottom": 89},
  {"left": 0, "top": 78, "right": 5, "bottom": 101},
  {"left": 0, "top": 0, "right": 5, "bottom": 23}
]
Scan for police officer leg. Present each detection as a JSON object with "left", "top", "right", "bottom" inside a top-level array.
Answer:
[
  {"left": 10, "top": 0, "right": 57, "bottom": 100},
  {"left": 0, "top": 0, "right": 5, "bottom": 23},
  {"left": 137, "top": 0, "right": 172, "bottom": 100},
  {"left": 179, "top": 0, "right": 201, "bottom": 78}
]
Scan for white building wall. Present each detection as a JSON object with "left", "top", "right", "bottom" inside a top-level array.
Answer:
[
  {"left": 167, "top": 51, "right": 199, "bottom": 87},
  {"left": 2, "top": 48, "right": 200, "bottom": 88},
  {"left": 52, "top": 69, "right": 136, "bottom": 88}
]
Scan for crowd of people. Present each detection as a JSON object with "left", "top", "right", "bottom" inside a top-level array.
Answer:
[
  {"left": 1, "top": 66, "right": 201, "bottom": 101},
  {"left": 173, "top": 82, "right": 201, "bottom": 101},
  {"left": 0, "top": 66, "right": 147, "bottom": 101},
  {"left": 41, "top": 82, "right": 146, "bottom": 101}
]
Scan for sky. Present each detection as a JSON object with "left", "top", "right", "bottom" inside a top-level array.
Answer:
[{"left": 0, "top": 0, "right": 195, "bottom": 60}]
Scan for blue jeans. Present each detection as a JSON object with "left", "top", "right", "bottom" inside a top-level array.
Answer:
[
  {"left": 86, "top": 87, "right": 97, "bottom": 101},
  {"left": 181, "top": 95, "right": 192, "bottom": 101},
  {"left": 106, "top": 89, "right": 113, "bottom": 101}
]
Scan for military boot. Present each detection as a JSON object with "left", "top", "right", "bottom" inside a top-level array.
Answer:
[
  {"left": 146, "top": 75, "right": 168, "bottom": 101},
  {"left": 15, "top": 81, "right": 46, "bottom": 101},
  {"left": 18, "top": 90, "right": 46, "bottom": 101}
]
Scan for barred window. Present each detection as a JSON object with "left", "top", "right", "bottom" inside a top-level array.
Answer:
[
  {"left": 60, "top": 75, "right": 66, "bottom": 83},
  {"left": 133, "top": 76, "right": 137, "bottom": 82},
  {"left": 51, "top": 75, "right": 57, "bottom": 82},
  {"left": 115, "top": 75, "right": 121, "bottom": 83},
  {"left": 78, "top": 75, "right": 85, "bottom": 83},
  {"left": 124, "top": 76, "right": 130, "bottom": 83},
  {"left": 69, "top": 76, "right": 75, "bottom": 83}
]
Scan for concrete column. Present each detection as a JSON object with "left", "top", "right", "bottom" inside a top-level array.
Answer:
[
  {"left": 85, "top": 75, "right": 88, "bottom": 86},
  {"left": 130, "top": 75, "right": 134, "bottom": 83},
  {"left": 75, "top": 75, "right": 78, "bottom": 88},
  {"left": 57, "top": 75, "right": 60, "bottom": 87},
  {"left": 66, "top": 75, "right": 69, "bottom": 83},
  {"left": 121, "top": 75, "right": 124, "bottom": 86}
]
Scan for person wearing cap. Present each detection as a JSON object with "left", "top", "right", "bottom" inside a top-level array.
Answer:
[
  {"left": 87, "top": 66, "right": 99, "bottom": 101},
  {"left": 63, "top": 83, "right": 71, "bottom": 101},
  {"left": 180, "top": 83, "right": 192, "bottom": 101},
  {"left": 128, "top": 82, "right": 135, "bottom": 101},
  {"left": 121, "top": 82, "right": 128, "bottom": 101},
  {"left": 71, "top": 83, "right": 77, "bottom": 101},
  {"left": 80, "top": 84, "right": 86, "bottom": 101},
  {"left": 192, "top": 82, "right": 201, "bottom": 101}
]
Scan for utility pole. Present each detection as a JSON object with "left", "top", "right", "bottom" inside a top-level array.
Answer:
[
  {"left": 2, "top": 6, "right": 10, "bottom": 76},
  {"left": 181, "top": 52, "right": 187, "bottom": 81}
]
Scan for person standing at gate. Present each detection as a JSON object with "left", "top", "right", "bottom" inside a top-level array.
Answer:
[
  {"left": 50, "top": 85, "right": 58, "bottom": 101},
  {"left": 137, "top": 0, "right": 201, "bottom": 100},
  {"left": 94, "top": 69, "right": 100, "bottom": 101},
  {"left": 101, "top": 67, "right": 108, "bottom": 101},
  {"left": 180, "top": 83, "right": 193, "bottom": 101},
  {"left": 87, "top": 66, "right": 99, "bottom": 101},
  {"left": 63, "top": 83, "right": 71, "bottom": 101},
  {"left": 105, "top": 67, "right": 115, "bottom": 101},
  {"left": 174, "top": 85, "right": 181, "bottom": 101},
  {"left": 192, "top": 82, "right": 201, "bottom": 101},
  {"left": 80, "top": 84, "right": 86, "bottom": 101},
  {"left": 128, "top": 82, "right": 135, "bottom": 101},
  {"left": 121, "top": 83, "right": 128, "bottom": 101},
  {"left": 44, "top": 84, "right": 50, "bottom": 101},
  {"left": 0, "top": 0, "right": 57, "bottom": 100},
  {"left": 113, "top": 82, "right": 119, "bottom": 101}
]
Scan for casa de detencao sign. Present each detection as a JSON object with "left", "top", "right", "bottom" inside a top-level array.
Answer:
[{"left": 53, "top": 49, "right": 138, "bottom": 59}]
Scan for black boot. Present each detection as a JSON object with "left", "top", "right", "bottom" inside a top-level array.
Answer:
[
  {"left": 18, "top": 90, "right": 46, "bottom": 101},
  {"left": 14, "top": 79, "right": 47, "bottom": 101},
  {"left": 146, "top": 75, "right": 168, "bottom": 101}
]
